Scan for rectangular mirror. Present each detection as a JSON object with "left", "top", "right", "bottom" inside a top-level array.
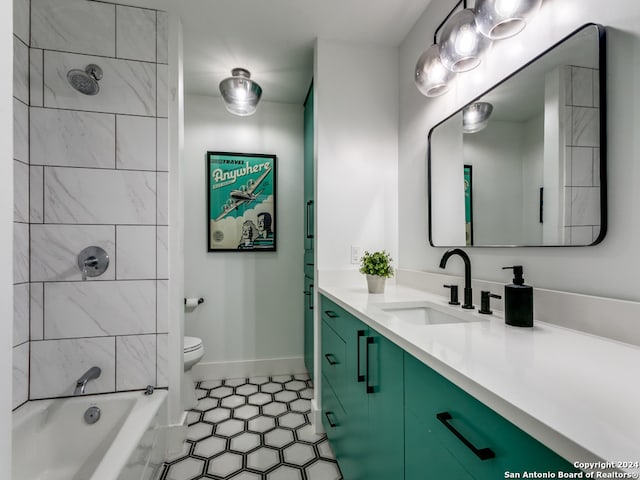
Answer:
[{"left": 428, "top": 23, "right": 606, "bottom": 247}]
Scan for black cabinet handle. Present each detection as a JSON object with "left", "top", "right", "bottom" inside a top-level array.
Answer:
[
  {"left": 365, "top": 336, "right": 374, "bottom": 394},
  {"left": 324, "top": 353, "right": 337, "bottom": 366},
  {"left": 356, "top": 330, "right": 365, "bottom": 382},
  {"left": 324, "top": 310, "right": 338, "bottom": 318},
  {"left": 303, "top": 286, "right": 313, "bottom": 310},
  {"left": 306, "top": 200, "right": 314, "bottom": 239},
  {"left": 436, "top": 412, "right": 495, "bottom": 461},
  {"left": 324, "top": 411, "right": 336, "bottom": 428}
]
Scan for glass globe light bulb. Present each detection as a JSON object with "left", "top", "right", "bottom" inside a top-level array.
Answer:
[
  {"left": 463, "top": 102, "right": 493, "bottom": 133},
  {"left": 415, "top": 44, "right": 453, "bottom": 97},
  {"left": 475, "top": 0, "right": 543, "bottom": 40},
  {"left": 439, "top": 9, "right": 491, "bottom": 73}
]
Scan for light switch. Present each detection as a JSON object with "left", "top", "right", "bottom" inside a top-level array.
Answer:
[{"left": 351, "top": 245, "right": 362, "bottom": 264}]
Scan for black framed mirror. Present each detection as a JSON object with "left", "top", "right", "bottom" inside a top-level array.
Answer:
[{"left": 428, "top": 23, "right": 606, "bottom": 247}]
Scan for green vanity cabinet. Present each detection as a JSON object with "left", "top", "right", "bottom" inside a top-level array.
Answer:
[
  {"left": 404, "top": 353, "right": 579, "bottom": 479},
  {"left": 320, "top": 296, "right": 404, "bottom": 480}
]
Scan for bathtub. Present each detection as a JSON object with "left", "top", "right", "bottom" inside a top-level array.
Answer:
[{"left": 12, "top": 389, "right": 167, "bottom": 480}]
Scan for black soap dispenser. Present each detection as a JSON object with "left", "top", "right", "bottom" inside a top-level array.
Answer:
[{"left": 502, "top": 266, "right": 533, "bottom": 327}]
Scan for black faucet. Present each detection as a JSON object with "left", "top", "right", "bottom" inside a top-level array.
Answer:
[{"left": 439, "top": 249, "right": 474, "bottom": 309}]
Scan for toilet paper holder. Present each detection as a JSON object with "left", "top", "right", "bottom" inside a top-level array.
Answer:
[{"left": 184, "top": 297, "right": 204, "bottom": 305}]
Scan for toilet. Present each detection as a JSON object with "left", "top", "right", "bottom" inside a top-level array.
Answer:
[{"left": 183, "top": 336, "right": 205, "bottom": 410}]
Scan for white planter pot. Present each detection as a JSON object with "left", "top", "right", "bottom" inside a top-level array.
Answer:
[{"left": 366, "top": 274, "right": 386, "bottom": 294}]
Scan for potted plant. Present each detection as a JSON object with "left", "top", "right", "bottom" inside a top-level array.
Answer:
[{"left": 359, "top": 250, "right": 394, "bottom": 294}]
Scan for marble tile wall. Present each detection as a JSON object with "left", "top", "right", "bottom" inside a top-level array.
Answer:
[
  {"left": 13, "top": 0, "right": 30, "bottom": 410},
  {"left": 563, "top": 66, "right": 601, "bottom": 245},
  {"left": 21, "top": 0, "right": 170, "bottom": 401}
]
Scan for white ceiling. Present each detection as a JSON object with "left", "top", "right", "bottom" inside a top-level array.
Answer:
[{"left": 169, "top": 0, "right": 433, "bottom": 104}]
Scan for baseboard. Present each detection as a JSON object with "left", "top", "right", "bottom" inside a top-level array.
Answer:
[
  {"left": 164, "top": 411, "right": 188, "bottom": 455},
  {"left": 311, "top": 398, "right": 324, "bottom": 434},
  {"left": 192, "top": 356, "right": 306, "bottom": 381}
]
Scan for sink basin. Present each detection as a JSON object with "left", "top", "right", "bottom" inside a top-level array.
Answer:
[{"left": 376, "top": 303, "right": 478, "bottom": 325}]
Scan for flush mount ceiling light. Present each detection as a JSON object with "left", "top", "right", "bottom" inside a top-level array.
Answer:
[
  {"left": 415, "top": 44, "right": 454, "bottom": 97},
  {"left": 219, "top": 68, "right": 263, "bottom": 116},
  {"left": 439, "top": 8, "right": 491, "bottom": 73},
  {"left": 463, "top": 102, "right": 493, "bottom": 133},
  {"left": 475, "top": 0, "right": 542, "bottom": 40}
]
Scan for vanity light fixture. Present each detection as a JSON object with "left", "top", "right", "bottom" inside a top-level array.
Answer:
[
  {"left": 475, "top": 0, "right": 543, "bottom": 40},
  {"left": 415, "top": 44, "right": 453, "bottom": 97},
  {"left": 439, "top": 8, "right": 491, "bottom": 72},
  {"left": 462, "top": 101, "right": 493, "bottom": 133},
  {"left": 219, "top": 68, "right": 263, "bottom": 116},
  {"left": 414, "top": 0, "right": 543, "bottom": 98}
]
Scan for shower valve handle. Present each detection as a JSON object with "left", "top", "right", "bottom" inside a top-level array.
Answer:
[{"left": 77, "top": 246, "right": 109, "bottom": 281}]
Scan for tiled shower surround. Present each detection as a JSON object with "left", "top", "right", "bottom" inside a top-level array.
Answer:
[
  {"left": 12, "top": 0, "right": 169, "bottom": 407},
  {"left": 563, "top": 65, "right": 601, "bottom": 245}
]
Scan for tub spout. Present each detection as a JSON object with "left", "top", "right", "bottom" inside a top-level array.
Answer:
[{"left": 74, "top": 366, "right": 101, "bottom": 395}]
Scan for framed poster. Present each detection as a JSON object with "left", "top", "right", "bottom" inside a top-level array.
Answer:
[
  {"left": 206, "top": 151, "right": 276, "bottom": 252},
  {"left": 464, "top": 164, "right": 473, "bottom": 246}
]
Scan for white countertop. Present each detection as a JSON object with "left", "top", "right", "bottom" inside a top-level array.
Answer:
[{"left": 318, "top": 280, "right": 640, "bottom": 475}]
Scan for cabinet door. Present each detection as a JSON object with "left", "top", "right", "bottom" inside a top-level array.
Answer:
[
  {"left": 303, "top": 84, "right": 314, "bottom": 251},
  {"left": 365, "top": 329, "right": 404, "bottom": 480},
  {"left": 406, "top": 409, "right": 475, "bottom": 479},
  {"left": 405, "top": 353, "right": 577, "bottom": 479},
  {"left": 303, "top": 84, "right": 314, "bottom": 199},
  {"left": 338, "top": 313, "right": 370, "bottom": 480},
  {"left": 303, "top": 276, "right": 314, "bottom": 381}
]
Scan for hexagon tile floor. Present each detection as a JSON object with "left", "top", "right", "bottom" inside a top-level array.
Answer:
[{"left": 160, "top": 374, "right": 344, "bottom": 480}]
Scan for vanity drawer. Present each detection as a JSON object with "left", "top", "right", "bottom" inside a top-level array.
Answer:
[
  {"left": 321, "top": 320, "right": 346, "bottom": 395},
  {"left": 405, "top": 353, "right": 577, "bottom": 479},
  {"left": 321, "top": 374, "right": 346, "bottom": 445},
  {"left": 321, "top": 297, "right": 349, "bottom": 338}
]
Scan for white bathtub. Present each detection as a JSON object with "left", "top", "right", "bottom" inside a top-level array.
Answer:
[{"left": 12, "top": 390, "right": 167, "bottom": 480}]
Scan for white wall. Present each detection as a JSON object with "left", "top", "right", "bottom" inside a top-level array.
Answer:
[
  {"left": 464, "top": 121, "right": 525, "bottom": 245},
  {"left": 430, "top": 112, "right": 465, "bottom": 246},
  {"left": 521, "top": 113, "right": 544, "bottom": 244},
  {"left": 167, "top": 11, "right": 185, "bottom": 426},
  {"left": 315, "top": 39, "right": 399, "bottom": 270},
  {"left": 2, "top": 0, "right": 13, "bottom": 475},
  {"left": 399, "top": 0, "right": 640, "bottom": 301},
  {"left": 183, "top": 94, "right": 304, "bottom": 371}
]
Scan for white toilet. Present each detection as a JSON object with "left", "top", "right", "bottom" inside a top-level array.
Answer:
[{"left": 183, "top": 336, "right": 205, "bottom": 410}]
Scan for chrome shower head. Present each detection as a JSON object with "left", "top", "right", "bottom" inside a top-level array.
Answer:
[{"left": 67, "top": 64, "right": 103, "bottom": 95}]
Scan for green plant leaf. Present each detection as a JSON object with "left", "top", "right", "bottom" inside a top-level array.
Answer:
[{"left": 359, "top": 250, "right": 394, "bottom": 278}]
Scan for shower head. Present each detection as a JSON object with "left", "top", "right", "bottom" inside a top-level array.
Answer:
[{"left": 67, "top": 64, "right": 103, "bottom": 95}]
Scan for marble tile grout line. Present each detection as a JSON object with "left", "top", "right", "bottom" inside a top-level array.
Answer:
[{"left": 161, "top": 374, "right": 343, "bottom": 480}]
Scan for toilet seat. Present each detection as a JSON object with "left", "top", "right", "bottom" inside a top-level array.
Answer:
[{"left": 184, "top": 336, "right": 202, "bottom": 354}]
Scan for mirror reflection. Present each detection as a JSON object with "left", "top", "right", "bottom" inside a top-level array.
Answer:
[{"left": 429, "top": 24, "right": 606, "bottom": 247}]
